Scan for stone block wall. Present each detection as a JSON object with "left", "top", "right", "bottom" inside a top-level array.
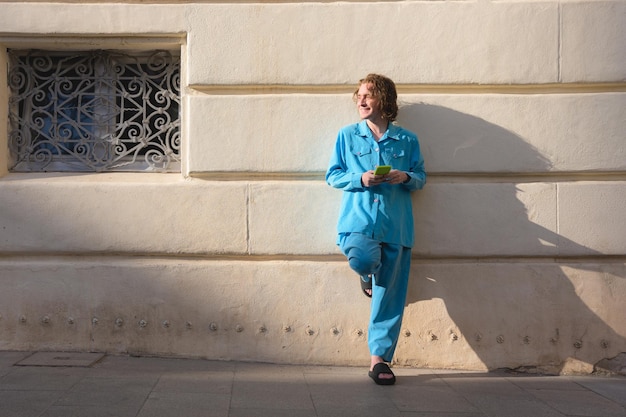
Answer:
[{"left": 0, "top": 0, "right": 624, "bottom": 373}]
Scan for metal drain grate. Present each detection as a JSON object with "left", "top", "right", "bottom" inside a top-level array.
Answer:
[{"left": 15, "top": 352, "right": 105, "bottom": 367}]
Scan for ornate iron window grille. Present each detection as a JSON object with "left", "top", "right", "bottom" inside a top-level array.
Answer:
[{"left": 8, "top": 49, "right": 181, "bottom": 172}]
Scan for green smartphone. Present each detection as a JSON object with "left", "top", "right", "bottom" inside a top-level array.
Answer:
[{"left": 374, "top": 165, "right": 391, "bottom": 175}]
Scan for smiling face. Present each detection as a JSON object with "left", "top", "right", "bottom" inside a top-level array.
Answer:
[
  {"left": 353, "top": 74, "right": 399, "bottom": 123},
  {"left": 355, "top": 83, "right": 383, "bottom": 123}
]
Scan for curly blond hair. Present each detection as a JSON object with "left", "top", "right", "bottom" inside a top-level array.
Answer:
[{"left": 353, "top": 74, "right": 399, "bottom": 122}]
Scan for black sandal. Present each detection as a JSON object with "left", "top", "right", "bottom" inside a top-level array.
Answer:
[
  {"left": 360, "top": 275, "right": 372, "bottom": 298},
  {"left": 368, "top": 362, "right": 396, "bottom": 385}
]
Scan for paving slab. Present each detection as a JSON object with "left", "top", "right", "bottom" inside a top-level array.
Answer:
[
  {"left": 0, "top": 352, "right": 624, "bottom": 417},
  {"left": 572, "top": 376, "right": 626, "bottom": 408},
  {"left": 0, "top": 365, "right": 89, "bottom": 391},
  {"left": 39, "top": 404, "right": 140, "bottom": 417},
  {"left": 0, "top": 390, "right": 62, "bottom": 417},
  {"left": 531, "top": 388, "right": 626, "bottom": 417},
  {"left": 137, "top": 391, "right": 232, "bottom": 417}
]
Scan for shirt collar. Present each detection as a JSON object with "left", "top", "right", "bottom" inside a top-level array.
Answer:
[{"left": 356, "top": 120, "right": 401, "bottom": 140}]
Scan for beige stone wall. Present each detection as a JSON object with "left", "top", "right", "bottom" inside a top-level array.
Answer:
[{"left": 0, "top": 1, "right": 624, "bottom": 373}]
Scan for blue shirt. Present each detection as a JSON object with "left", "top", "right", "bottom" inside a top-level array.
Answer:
[{"left": 326, "top": 120, "right": 426, "bottom": 247}]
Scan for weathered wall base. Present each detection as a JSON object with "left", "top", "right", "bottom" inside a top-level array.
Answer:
[{"left": 1, "top": 258, "right": 623, "bottom": 373}]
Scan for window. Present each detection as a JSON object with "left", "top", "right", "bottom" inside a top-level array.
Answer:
[{"left": 8, "top": 49, "right": 180, "bottom": 172}]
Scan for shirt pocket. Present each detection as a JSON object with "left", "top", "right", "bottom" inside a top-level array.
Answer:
[
  {"left": 350, "top": 144, "right": 372, "bottom": 158},
  {"left": 349, "top": 145, "right": 374, "bottom": 167},
  {"left": 382, "top": 147, "right": 406, "bottom": 167}
]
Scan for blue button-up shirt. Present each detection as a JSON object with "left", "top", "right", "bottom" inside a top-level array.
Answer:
[{"left": 326, "top": 120, "right": 426, "bottom": 247}]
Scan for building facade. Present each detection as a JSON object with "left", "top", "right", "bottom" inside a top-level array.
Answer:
[{"left": 0, "top": 0, "right": 625, "bottom": 373}]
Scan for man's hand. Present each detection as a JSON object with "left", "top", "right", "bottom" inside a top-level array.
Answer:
[{"left": 362, "top": 170, "right": 409, "bottom": 187}]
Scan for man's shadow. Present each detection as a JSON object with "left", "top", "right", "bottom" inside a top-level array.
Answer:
[{"left": 397, "top": 103, "right": 625, "bottom": 373}]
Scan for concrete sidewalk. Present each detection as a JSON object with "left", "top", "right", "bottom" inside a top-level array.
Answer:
[{"left": 0, "top": 351, "right": 625, "bottom": 417}]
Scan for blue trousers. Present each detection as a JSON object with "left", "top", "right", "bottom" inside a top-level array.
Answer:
[{"left": 339, "top": 233, "right": 412, "bottom": 362}]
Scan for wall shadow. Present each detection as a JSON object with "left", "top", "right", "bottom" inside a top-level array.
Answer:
[{"left": 398, "top": 103, "right": 625, "bottom": 372}]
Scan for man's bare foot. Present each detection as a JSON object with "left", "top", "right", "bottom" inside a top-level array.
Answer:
[
  {"left": 370, "top": 356, "right": 394, "bottom": 380},
  {"left": 368, "top": 356, "right": 396, "bottom": 385}
]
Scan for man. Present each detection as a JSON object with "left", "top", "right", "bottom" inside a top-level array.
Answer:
[{"left": 326, "top": 74, "right": 426, "bottom": 385}]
